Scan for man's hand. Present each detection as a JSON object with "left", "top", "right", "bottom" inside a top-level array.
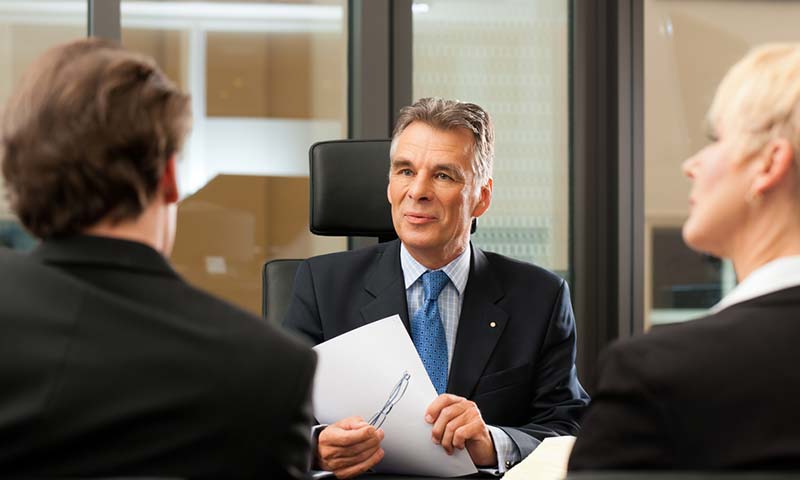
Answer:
[
  {"left": 425, "top": 394, "right": 496, "bottom": 467},
  {"left": 317, "top": 416, "right": 385, "bottom": 479}
]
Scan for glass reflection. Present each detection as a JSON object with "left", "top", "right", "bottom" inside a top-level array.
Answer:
[
  {"left": 122, "top": 1, "right": 348, "bottom": 314},
  {"left": 0, "top": 0, "right": 87, "bottom": 252},
  {"left": 644, "top": 0, "right": 800, "bottom": 327}
]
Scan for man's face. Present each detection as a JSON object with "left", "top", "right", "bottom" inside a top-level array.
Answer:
[{"left": 387, "top": 121, "right": 491, "bottom": 268}]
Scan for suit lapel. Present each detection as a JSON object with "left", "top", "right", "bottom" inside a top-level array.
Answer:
[
  {"left": 448, "top": 246, "right": 508, "bottom": 398},
  {"left": 359, "top": 240, "right": 412, "bottom": 334}
]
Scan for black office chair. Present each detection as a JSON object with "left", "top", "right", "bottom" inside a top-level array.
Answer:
[
  {"left": 260, "top": 138, "right": 476, "bottom": 323},
  {"left": 262, "top": 258, "right": 303, "bottom": 326},
  {"left": 261, "top": 139, "right": 395, "bottom": 323},
  {"left": 309, "top": 139, "right": 397, "bottom": 241},
  {"left": 308, "top": 138, "right": 475, "bottom": 240}
]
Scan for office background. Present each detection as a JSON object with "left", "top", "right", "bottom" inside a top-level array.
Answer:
[{"left": 1, "top": 0, "right": 797, "bottom": 391}]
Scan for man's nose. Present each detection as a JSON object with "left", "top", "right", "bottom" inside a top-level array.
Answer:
[{"left": 407, "top": 174, "right": 432, "bottom": 200}]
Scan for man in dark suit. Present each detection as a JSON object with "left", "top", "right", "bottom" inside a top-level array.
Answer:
[
  {"left": 285, "top": 97, "right": 589, "bottom": 478},
  {"left": 0, "top": 38, "right": 315, "bottom": 478}
]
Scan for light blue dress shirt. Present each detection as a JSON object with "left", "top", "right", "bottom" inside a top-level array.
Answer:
[{"left": 400, "top": 243, "right": 521, "bottom": 473}]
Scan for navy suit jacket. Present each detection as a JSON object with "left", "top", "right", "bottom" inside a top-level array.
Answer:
[{"left": 284, "top": 239, "right": 589, "bottom": 457}]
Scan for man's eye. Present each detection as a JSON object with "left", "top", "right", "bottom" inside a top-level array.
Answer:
[
  {"left": 435, "top": 172, "right": 453, "bottom": 181},
  {"left": 397, "top": 168, "right": 413, "bottom": 176}
]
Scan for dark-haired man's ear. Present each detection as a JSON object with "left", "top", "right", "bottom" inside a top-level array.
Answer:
[{"left": 161, "top": 154, "right": 179, "bottom": 204}]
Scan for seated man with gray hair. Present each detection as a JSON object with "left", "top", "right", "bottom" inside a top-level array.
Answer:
[{"left": 285, "top": 97, "right": 590, "bottom": 478}]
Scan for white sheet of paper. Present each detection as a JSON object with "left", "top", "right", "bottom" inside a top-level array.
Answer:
[
  {"left": 503, "top": 436, "right": 576, "bottom": 480},
  {"left": 312, "top": 315, "right": 477, "bottom": 477}
]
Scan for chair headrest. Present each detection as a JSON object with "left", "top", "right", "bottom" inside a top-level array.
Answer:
[
  {"left": 309, "top": 139, "right": 397, "bottom": 239},
  {"left": 308, "top": 138, "right": 477, "bottom": 240}
]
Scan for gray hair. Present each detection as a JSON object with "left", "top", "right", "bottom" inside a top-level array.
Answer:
[{"left": 390, "top": 97, "right": 494, "bottom": 187}]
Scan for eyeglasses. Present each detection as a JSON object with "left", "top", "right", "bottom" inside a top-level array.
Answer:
[{"left": 368, "top": 370, "right": 411, "bottom": 429}]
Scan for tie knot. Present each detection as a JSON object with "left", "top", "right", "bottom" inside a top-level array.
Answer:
[{"left": 422, "top": 270, "right": 449, "bottom": 301}]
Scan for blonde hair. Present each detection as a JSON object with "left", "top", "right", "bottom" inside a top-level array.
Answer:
[{"left": 708, "top": 43, "right": 800, "bottom": 161}]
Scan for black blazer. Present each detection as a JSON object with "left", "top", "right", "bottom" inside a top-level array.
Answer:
[
  {"left": 569, "top": 286, "right": 800, "bottom": 470},
  {"left": 0, "top": 235, "right": 316, "bottom": 479},
  {"left": 284, "top": 239, "right": 589, "bottom": 458}
]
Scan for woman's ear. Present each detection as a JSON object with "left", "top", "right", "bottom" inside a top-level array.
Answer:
[{"left": 751, "top": 138, "right": 795, "bottom": 198}]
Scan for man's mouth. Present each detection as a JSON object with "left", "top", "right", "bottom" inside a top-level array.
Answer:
[{"left": 404, "top": 213, "right": 437, "bottom": 224}]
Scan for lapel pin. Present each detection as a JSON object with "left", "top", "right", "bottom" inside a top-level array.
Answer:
[{"left": 489, "top": 321, "right": 496, "bottom": 328}]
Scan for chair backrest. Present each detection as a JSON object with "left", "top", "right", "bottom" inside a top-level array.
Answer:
[
  {"left": 263, "top": 138, "right": 477, "bottom": 324},
  {"left": 261, "top": 259, "right": 302, "bottom": 325},
  {"left": 308, "top": 138, "right": 476, "bottom": 240},
  {"left": 262, "top": 140, "right": 395, "bottom": 325},
  {"left": 309, "top": 139, "right": 398, "bottom": 242}
]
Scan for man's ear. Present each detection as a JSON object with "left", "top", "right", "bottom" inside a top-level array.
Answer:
[
  {"left": 751, "top": 138, "right": 795, "bottom": 198},
  {"left": 161, "top": 154, "right": 179, "bottom": 204},
  {"left": 472, "top": 178, "right": 493, "bottom": 218}
]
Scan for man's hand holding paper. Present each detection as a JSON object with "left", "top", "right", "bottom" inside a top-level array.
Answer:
[
  {"left": 316, "top": 417, "right": 384, "bottom": 479},
  {"left": 311, "top": 316, "right": 478, "bottom": 477},
  {"left": 426, "top": 394, "right": 495, "bottom": 466}
]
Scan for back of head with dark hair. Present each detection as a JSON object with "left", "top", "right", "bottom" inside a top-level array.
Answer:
[{"left": 1, "top": 38, "right": 191, "bottom": 238}]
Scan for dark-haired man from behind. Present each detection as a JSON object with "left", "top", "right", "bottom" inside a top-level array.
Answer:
[{"left": 0, "top": 38, "right": 315, "bottom": 478}]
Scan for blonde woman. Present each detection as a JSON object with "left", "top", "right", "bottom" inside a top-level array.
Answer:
[{"left": 570, "top": 44, "right": 800, "bottom": 469}]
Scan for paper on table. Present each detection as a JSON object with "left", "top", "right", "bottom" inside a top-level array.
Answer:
[
  {"left": 312, "top": 315, "right": 477, "bottom": 477},
  {"left": 503, "top": 435, "right": 576, "bottom": 480}
]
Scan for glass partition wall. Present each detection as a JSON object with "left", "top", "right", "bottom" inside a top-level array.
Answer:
[
  {"left": 0, "top": 0, "right": 88, "bottom": 251},
  {"left": 121, "top": 0, "right": 348, "bottom": 314},
  {"left": 0, "top": 2, "right": 607, "bottom": 361},
  {"left": 643, "top": 0, "right": 800, "bottom": 328},
  {"left": 413, "top": 0, "right": 570, "bottom": 278}
]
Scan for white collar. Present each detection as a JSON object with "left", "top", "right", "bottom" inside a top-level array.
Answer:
[
  {"left": 710, "top": 255, "right": 800, "bottom": 314},
  {"left": 399, "top": 242, "right": 471, "bottom": 295}
]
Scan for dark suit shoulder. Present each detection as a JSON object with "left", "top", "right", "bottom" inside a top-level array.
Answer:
[
  {"left": 479, "top": 248, "right": 566, "bottom": 300},
  {"left": 302, "top": 241, "right": 391, "bottom": 274},
  {"left": 616, "top": 284, "right": 800, "bottom": 348},
  {"left": 0, "top": 245, "right": 316, "bottom": 477},
  {"left": 131, "top": 276, "right": 316, "bottom": 478},
  {"left": 599, "top": 318, "right": 714, "bottom": 395},
  {"left": 175, "top": 278, "right": 314, "bottom": 362},
  {"left": 602, "top": 285, "right": 800, "bottom": 395},
  {"left": 481, "top": 249, "right": 564, "bottom": 282},
  {"left": 296, "top": 241, "right": 398, "bottom": 303},
  {"left": 575, "top": 286, "right": 800, "bottom": 470}
]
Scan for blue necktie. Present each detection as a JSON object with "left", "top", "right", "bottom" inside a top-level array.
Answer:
[{"left": 411, "top": 270, "right": 450, "bottom": 395}]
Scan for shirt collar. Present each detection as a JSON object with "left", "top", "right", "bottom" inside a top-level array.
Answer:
[
  {"left": 710, "top": 255, "right": 800, "bottom": 314},
  {"left": 400, "top": 242, "right": 471, "bottom": 295}
]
